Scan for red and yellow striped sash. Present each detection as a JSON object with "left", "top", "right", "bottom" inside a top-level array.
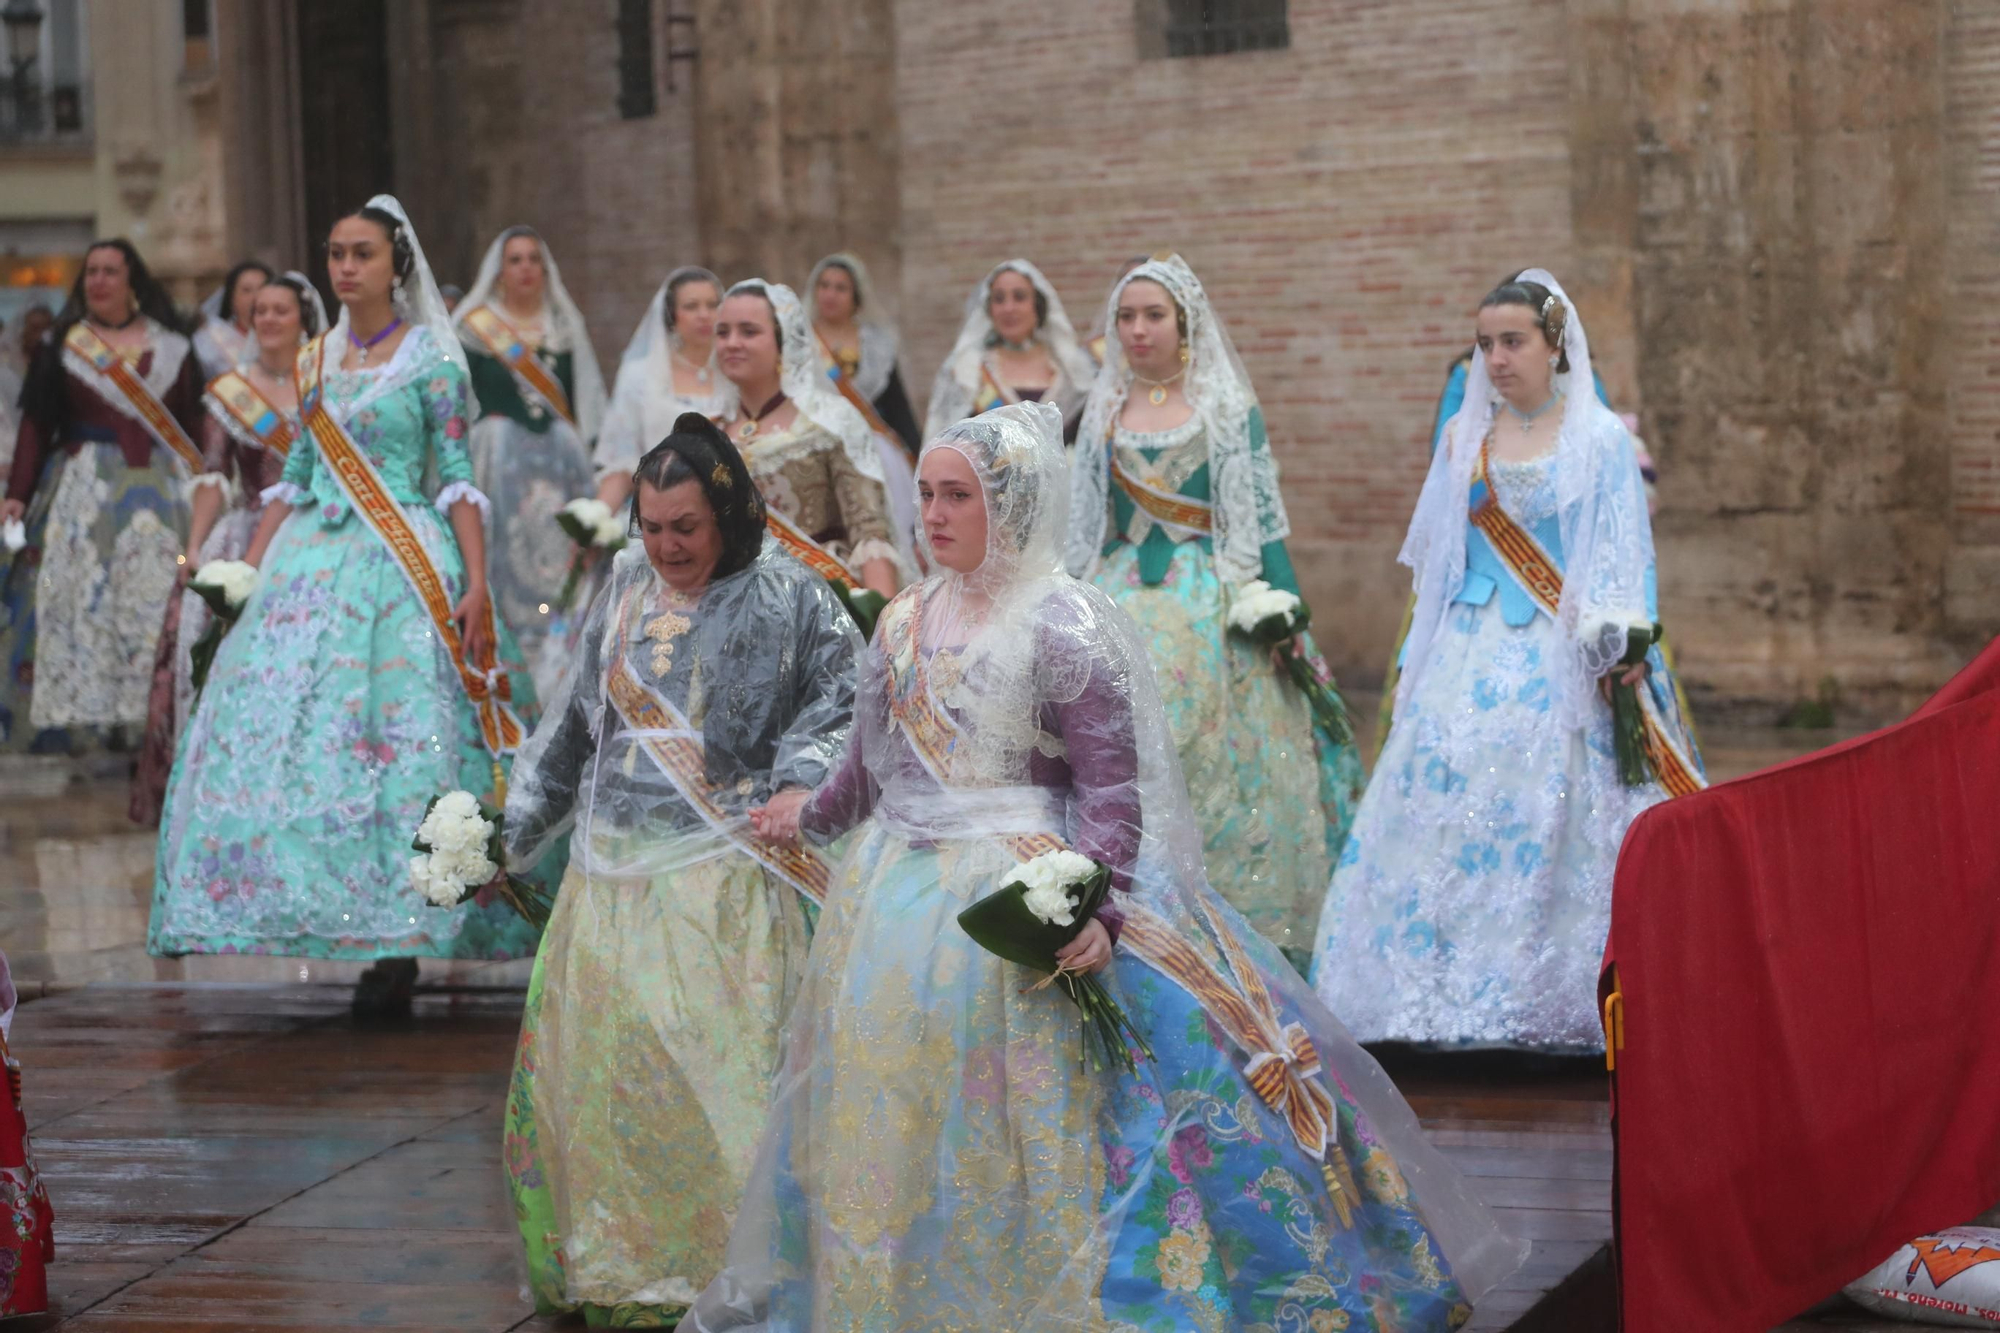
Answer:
[
  {"left": 205, "top": 370, "right": 294, "bottom": 460},
  {"left": 815, "top": 329, "right": 903, "bottom": 449},
  {"left": 879, "top": 594, "right": 1355, "bottom": 1203},
  {"left": 763, "top": 505, "right": 861, "bottom": 589},
  {"left": 461, "top": 305, "right": 573, "bottom": 425},
  {"left": 1110, "top": 452, "right": 1213, "bottom": 534},
  {"left": 297, "top": 334, "right": 522, "bottom": 758},
  {"left": 601, "top": 615, "right": 832, "bottom": 906},
  {"left": 64, "top": 323, "right": 203, "bottom": 474},
  {"left": 972, "top": 363, "right": 1012, "bottom": 416},
  {"left": 1470, "top": 435, "right": 1704, "bottom": 797}
]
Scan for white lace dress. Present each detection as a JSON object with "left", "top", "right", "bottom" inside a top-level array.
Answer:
[{"left": 1310, "top": 451, "right": 1667, "bottom": 1051}]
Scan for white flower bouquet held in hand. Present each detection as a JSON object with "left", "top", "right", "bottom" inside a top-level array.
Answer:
[
  {"left": 186, "top": 559, "right": 259, "bottom": 709},
  {"left": 408, "top": 789, "right": 552, "bottom": 928},
  {"left": 1, "top": 518, "right": 24, "bottom": 553},
  {"left": 1225, "top": 579, "right": 1352, "bottom": 744},
  {"left": 955, "top": 849, "right": 1152, "bottom": 1075},
  {"left": 553, "top": 497, "right": 629, "bottom": 612}
]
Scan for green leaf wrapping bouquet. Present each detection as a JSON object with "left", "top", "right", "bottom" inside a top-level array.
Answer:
[
  {"left": 553, "top": 498, "right": 629, "bottom": 613},
  {"left": 409, "top": 790, "right": 552, "bottom": 929},
  {"left": 186, "top": 559, "right": 258, "bottom": 713},
  {"left": 1225, "top": 579, "right": 1353, "bottom": 745},
  {"left": 956, "top": 849, "right": 1153, "bottom": 1075}
]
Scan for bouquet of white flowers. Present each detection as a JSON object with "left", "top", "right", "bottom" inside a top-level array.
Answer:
[
  {"left": 956, "top": 849, "right": 1152, "bottom": 1074},
  {"left": 1226, "top": 579, "right": 1352, "bottom": 744},
  {"left": 553, "top": 497, "right": 629, "bottom": 612},
  {"left": 1609, "top": 619, "right": 1663, "bottom": 787},
  {"left": 1, "top": 518, "right": 24, "bottom": 553},
  {"left": 408, "top": 790, "right": 552, "bottom": 927},
  {"left": 186, "top": 558, "right": 260, "bottom": 710}
]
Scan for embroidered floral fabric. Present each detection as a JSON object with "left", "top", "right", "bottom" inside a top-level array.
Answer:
[{"left": 149, "top": 333, "right": 542, "bottom": 960}]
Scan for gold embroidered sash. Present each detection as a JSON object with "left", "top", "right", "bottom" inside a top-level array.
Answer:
[
  {"left": 762, "top": 503, "right": 862, "bottom": 590},
  {"left": 297, "top": 334, "right": 522, "bottom": 757},
  {"left": 1110, "top": 451, "right": 1213, "bottom": 535},
  {"left": 461, "top": 305, "right": 574, "bottom": 425},
  {"left": 876, "top": 593, "right": 1356, "bottom": 1208},
  {"left": 815, "top": 328, "right": 901, "bottom": 447},
  {"left": 1470, "top": 435, "right": 1705, "bottom": 798},
  {"left": 63, "top": 323, "right": 203, "bottom": 474},
  {"left": 972, "top": 363, "right": 1014, "bottom": 416},
  {"left": 602, "top": 589, "right": 833, "bottom": 906},
  {"left": 204, "top": 370, "right": 294, "bottom": 460}
]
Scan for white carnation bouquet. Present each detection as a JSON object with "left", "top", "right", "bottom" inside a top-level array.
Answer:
[
  {"left": 186, "top": 558, "right": 260, "bottom": 710},
  {"left": 956, "top": 849, "right": 1152, "bottom": 1074},
  {"left": 1226, "top": 579, "right": 1352, "bottom": 744},
  {"left": 408, "top": 789, "right": 552, "bottom": 928},
  {"left": 553, "top": 497, "right": 629, "bottom": 611}
]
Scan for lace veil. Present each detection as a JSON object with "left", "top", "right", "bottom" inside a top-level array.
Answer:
[
  {"left": 324, "top": 194, "right": 479, "bottom": 418},
  {"left": 1065, "top": 253, "right": 1288, "bottom": 584},
  {"left": 923, "top": 259, "right": 1097, "bottom": 441},
  {"left": 724, "top": 278, "right": 886, "bottom": 484},
  {"left": 805, "top": 252, "right": 900, "bottom": 401},
  {"left": 452, "top": 226, "right": 609, "bottom": 443},
  {"left": 1398, "top": 267, "right": 1653, "bottom": 733}
]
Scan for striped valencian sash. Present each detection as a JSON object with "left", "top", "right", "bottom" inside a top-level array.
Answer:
[
  {"left": 763, "top": 503, "right": 862, "bottom": 590},
  {"left": 601, "top": 588, "right": 833, "bottom": 906},
  {"left": 877, "top": 594, "right": 1362, "bottom": 1211},
  {"left": 460, "top": 305, "right": 574, "bottom": 425},
  {"left": 1469, "top": 435, "right": 1705, "bottom": 797},
  {"left": 204, "top": 370, "right": 294, "bottom": 460},
  {"left": 63, "top": 323, "right": 203, "bottom": 474},
  {"left": 297, "top": 334, "right": 523, "bottom": 758},
  {"left": 815, "top": 329, "right": 901, "bottom": 445},
  {"left": 971, "top": 362, "right": 1013, "bottom": 416},
  {"left": 1103, "top": 404, "right": 1212, "bottom": 536}
]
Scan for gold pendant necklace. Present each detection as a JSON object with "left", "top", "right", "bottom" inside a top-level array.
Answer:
[{"left": 1133, "top": 366, "right": 1186, "bottom": 407}]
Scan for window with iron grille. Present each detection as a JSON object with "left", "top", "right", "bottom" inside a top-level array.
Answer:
[
  {"left": 616, "top": 0, "right": 657, "bottom": 120},
  {"left": 1141, "top": 0, "right": 1289, "bottom": 59}
]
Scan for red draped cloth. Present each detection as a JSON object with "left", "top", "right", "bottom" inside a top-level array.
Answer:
[{"left": 1603, "top": 638, "right": 2000, "bottom": 1331}]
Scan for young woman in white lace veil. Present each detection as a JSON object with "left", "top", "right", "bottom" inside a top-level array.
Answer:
[
  {"left": 1310, "top": 269, "right": 1702, "bottom": 1052},
  {"left": 192, "top": 259, "right": 273, "bottom": 380},
  {"left": 132, "top": 271, "right": 327, "bottom": 826},
  {"left": 688, "top": 399, "right": 1524, "bottom": 1333},
  {"left": 806, "top": 251, "right": 923, "bottom": 455},
  {"left": 497, "top": 413, "right": 861, "bottom": 1325},
  {"left": 594, "top": 266, "right": 732, "bottom": 507},
  {"left": 450, "top": 226, "right": 608, "bottom": 690},
  {"left": 923, "top": 258, "right": 1098, "bottom": 442},
  {"left": 151, "top": 195, "right": 545, "bottom": 1013},
  {"left": 1063, "top": 253, "right": 1364, "bottom": 966},
  {"left": 711, "top": 278, "right": 910, "bottom": 597}
]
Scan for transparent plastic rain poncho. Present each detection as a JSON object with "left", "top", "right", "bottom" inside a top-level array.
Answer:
[
  {"left": 688, "top": 400, "right": 1526, "bottom": 1333},
  {"left": 502, "top": 535, "right": 863, "bottom": 886}
]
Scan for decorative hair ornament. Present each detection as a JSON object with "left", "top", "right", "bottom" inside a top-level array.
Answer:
[{"left": 1542, "top": 294, "right": 1569, "bottom": 347}]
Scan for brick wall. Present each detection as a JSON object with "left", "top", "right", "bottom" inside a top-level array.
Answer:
[{"left": 1946, "top": 0, "right": 2000, "bottom": 636}]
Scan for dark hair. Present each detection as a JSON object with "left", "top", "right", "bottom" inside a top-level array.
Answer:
[
  {"left": 1479, "top": 277, "right": 1570, "bottom": 374},
  {"left": 218, "top": 260, "right": 275, "bottom": 322},
  {"left": 722, "top": 281, "right": 784, "bottom": 355},
  {"left": 54, "top": 239, "right": 185, "bottom": 337},
  {"left": 985, "top": 267, "right": 1048, "bottom": 342},
  {"left": 816, "top": 259, "right": 861, "bottom": 312},
  {"left": 663, "top": 267, "right": 723, "bottom": 333},
  {"left": 631, "top": 412, "right": 767, "bottom": 579},
  {"left": 340, "top": 204, "right": 417, "bottom": 283},
  {"left": 261, "top": 275, "right": 323, "bottom": 339},
  {"left": 1119, "top": 271, "right": 1189, "bottom": 343}
]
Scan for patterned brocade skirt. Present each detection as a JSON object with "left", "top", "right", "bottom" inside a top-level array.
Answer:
[
  {"left": 1093, "top": 539, "right": 1365, "bottom": 966},
  {"left": 506, "top": 851, "right": 809, "bottom": 1325},
  {"left": 148, "top": 503, "right": 541, "bottom": 961}
]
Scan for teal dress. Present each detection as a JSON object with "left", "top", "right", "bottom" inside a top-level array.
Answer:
[
  {"left": 1089, "top": 409, "right": 1365, "bottom": 967},
  {"left": 148, "top": 327, "right": 542, "bottom": 961}
]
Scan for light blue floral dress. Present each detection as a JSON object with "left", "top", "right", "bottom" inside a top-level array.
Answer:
[
  {"left": 148, "top": 327, "right": 542, "bottom": 961},
  {"left": 1309, "top": 447, "right": 1700, "bottom": 1051},
  {"left": 1090, "top": 413, "right": 1366, "bottom": 967}
]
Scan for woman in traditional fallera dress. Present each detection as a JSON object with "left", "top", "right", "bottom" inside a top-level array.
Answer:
[
  {"left": 688, "top": 401, "right": 1523, "bottom": 1333},
  {"left": 0, "top": 240, "right": 203, "bottom": 755},
  {"left": 149, "top": 197, "right": 542, "bottom": 1012},
  {"left": 500, "top": 414, "right": 860, "bottom": 1326},
  {"left": 1309, "top": 270, "right": 1703, "bottom": 1052},
  {"left": 0, "top": 948, "right": 53, "bottom": 1321},
  {"left": 1064, "top": 254, "right": 1364, "bottom": 967},
  {"left": 453, "top": 227, "right": 608, "bottom": 689},
  {"left": 192, "top": 260, "right": 273, "bottom": 381},
  {"left": 714, "top": 279, "right": 904, "bottom": 600},
  {"left": 807, "top": 252, "right": 921, "bottom": 456},
  {"left": 924, "top": 258, "right": 1098, "bottom": 443},
  {"left": 130, "top": 272, "right": 327, "bottom": 826},
  {"left": 595, "top": 267, "right": 730, "bottom": 510}
]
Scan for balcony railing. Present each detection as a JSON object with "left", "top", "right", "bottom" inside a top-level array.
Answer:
[{"left": 0, "top": 77, "right": 90, "bottom": 146}]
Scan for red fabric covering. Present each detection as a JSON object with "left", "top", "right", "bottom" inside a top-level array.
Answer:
[
  {"left": 0, "top": 1031, "right": 52, "bottom": 1317},
  {"left": 1604, "top": 638, "right": 2000, "bottom": 1332}
]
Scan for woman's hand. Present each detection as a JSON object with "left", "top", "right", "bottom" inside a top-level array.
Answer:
[
  {"left": 1269, "top": 635, "right": 1306, "bottom": 672},
  {"left": 1599, "top": 659, "right": 1650, "bottom": 699},
  {"left": 0, "top": 498, "right": 23, "bottom": 524},
  {"left": 1055, "top": 917, "right": 1113, "bottom": 975},
  {"left": 751, "top": 787, "right": 811, "bottom": 847},
  {"left": 454, "top": 580, "right": 491, "bottom": 663}
]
